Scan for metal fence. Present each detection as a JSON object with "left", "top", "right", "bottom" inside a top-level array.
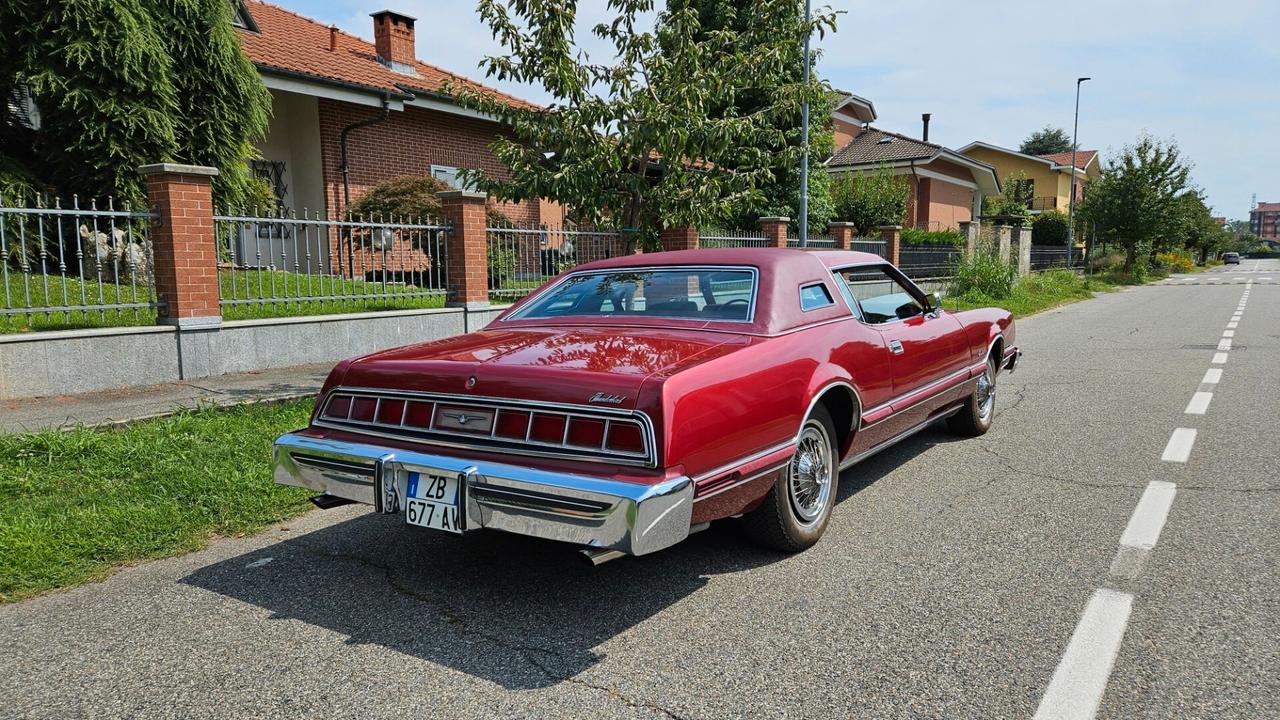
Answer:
[
  {"left": 786, "top": 234, "right": 836, "bottom": 248},
  {"left": 1030, "top": 246, "right": 1071, "bottom": 270},
  {"left": 699, "top": 229, "right": 772, "bottom": 248},
  {"left": 898, "top": 244, "right": 962, "bottom": 280},
  {"left": 852, "top": 238, "right": 887, "bottom": 258},
  {"left": 0, "top": 196, "right": 159, "bottom": 330},
  {"left": 486, "top": 224, "right": 630, "bottom": 301},
  {"left": 214, "top": 210, "right": 450, "bottom": 316}
]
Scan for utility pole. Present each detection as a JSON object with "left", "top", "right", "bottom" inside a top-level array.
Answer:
[
  {"left": 1066, "top": 77, "right": 1090, "bottom": 268},
  {"left": 798, "top": 0, "right": 812, "bottom": 247}
]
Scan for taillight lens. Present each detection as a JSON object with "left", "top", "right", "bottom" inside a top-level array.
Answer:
[
  {"left": 495, "top": 410, "right": 531, "bottom": 439},
  {"left": 566, "top": 418, "right": 606, "bottom": 447},
  {"left": 376, "top": 399, "right": 405, "bottom": 425},
  {"left": 605, "top": 422, "right": 644, "bottom": 453},
  {"left": 529, "top": 413, "right": 566, "bottom": 443},
  {"left": 350, "top": 397, "right": 377, "bottom": 422},
  {"left": 323, "top": 394, "right": 352, "bottom": 419},
  {"left": 404, "top": 401, "right": 434, "bottom": 428}
]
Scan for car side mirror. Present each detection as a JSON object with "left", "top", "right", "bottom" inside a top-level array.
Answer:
[{"left": 928, "top": 291, "right": 942, "bottom": 313}]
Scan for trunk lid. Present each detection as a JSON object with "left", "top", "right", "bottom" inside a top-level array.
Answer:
[{"left": 339, "top": 326, "right": 750, "bottom": 409}]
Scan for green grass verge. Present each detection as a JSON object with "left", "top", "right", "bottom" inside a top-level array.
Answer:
[
  {"left": 1, "top": 269, "right": 447, "bottom": 333},
  {"left": 0, "top": 400, "right": 316, "bottom": 602},
  {"left": 942, "top": 267, "right": 1171, "bottom": 317}
]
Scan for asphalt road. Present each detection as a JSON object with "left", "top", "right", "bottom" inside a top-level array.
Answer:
[{"left": 3, "top": 260, "right": 1278, "bottom": 719}]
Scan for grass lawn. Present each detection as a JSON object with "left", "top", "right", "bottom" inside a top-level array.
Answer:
[
  {"left": 0, "top": 400, "right": 316, "bottom": 602},
  {"left": 1, "top": 269, "right": 447, "bottom": 334},
  {"left": 942, "top": 267, "right": 1181, "bottom": 318}
]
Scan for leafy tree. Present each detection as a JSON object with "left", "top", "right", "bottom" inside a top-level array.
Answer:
[
  {"left": 447, "top": 0, "right": 838, "bottom": 249},
  {"left": 676, "top": 0, "right": 834, "bottom": 233},
  {"left": 349, "top": 176, "right": 511, "bottom": 225},
  {"left": 1020, "top": 125, "right": 1072, "bottom": 155},
  {"left": 1173, "top": 192, "right": 1229, "bottom": 263},
  {"left": 983, "top": 170, "right": 1033, "bottom": 224},
  {"left": 1079, "top": 134, "right": 1193, "bottom": 274},
  {"left": 0, "top": 0, "right": 269, "bottom": 207},
  {"left": 1226, "top": 219, "right": 1252, "bottom": 237},
  {"left": 830, "top": 166, "right": 909, "bottom": 234},
  {"left": 1032, "top": 210, "right": 1070, "bottom": 245}
]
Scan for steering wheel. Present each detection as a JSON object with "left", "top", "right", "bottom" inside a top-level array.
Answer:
[{"left": 721, "top": 298, "right": 749, "bottom": 306}]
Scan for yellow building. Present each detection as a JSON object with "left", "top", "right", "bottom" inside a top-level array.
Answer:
[{"left": 958, "top": 142, "right": 1100, "bottom": 214}]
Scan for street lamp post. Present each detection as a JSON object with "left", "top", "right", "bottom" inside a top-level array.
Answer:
[{"left": 1066, "top": 76, "right": 1090, "bottom": 268}]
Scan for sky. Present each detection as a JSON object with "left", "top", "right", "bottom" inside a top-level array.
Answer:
[{"left": 288, "top": 0, "right": 1279, "bottom": 219}]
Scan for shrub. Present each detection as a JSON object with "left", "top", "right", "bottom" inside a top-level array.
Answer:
[
  {"left": 1089, "top": 250, "right": 1126, "bottom": 274},
  {"left": 1154, "top": 251, "right": 1194, "bottom": 273},
  {"left": 487, "top": 240, "right": 519, "bottom": 288},
  {"left": 350, "top": 176, "right": 511, "bottom": 225},
  {"left": 949, "top": 250, "right": 1017, "bottom": 300},
  {"left": 901, "top": 228, "right": 964, "bottom": 246},
  {"left": 1032, "top": 210, "right": 1070, "bottom": 245},
  {"left": 830, "top": 166, "right": 910, "bottom": 234}
]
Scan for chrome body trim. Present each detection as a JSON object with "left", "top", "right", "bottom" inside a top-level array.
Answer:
[
  {"left": 859, "top": 365, "right": 978, "bottom": 428},
  {"left": 841, "top": 406, "right": 964, "bottom": 470},
  {"left": 689, "top": 439, "right": 796, "bottom": 485},
  {"left": 693, "top": 462, "right": 788, "bottom": 502},
  {"left": 273, "top": 433, "right": 693, "bottom": 556},
  {"left": 314, "top": 386, "right": 658, "bottom": 468}
]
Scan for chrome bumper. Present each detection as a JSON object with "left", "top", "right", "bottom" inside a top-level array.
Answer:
[{"left": 272, "top": 433, "right": 694, "bottom": 556}]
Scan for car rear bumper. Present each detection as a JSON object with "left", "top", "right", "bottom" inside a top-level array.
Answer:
[{"left": 272, "top": 432, "right": 694, "bottom": 556}]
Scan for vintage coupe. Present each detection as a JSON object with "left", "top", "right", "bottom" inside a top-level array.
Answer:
[{"left": 273, "top": 249, "right": 1019, "bottom": 562}]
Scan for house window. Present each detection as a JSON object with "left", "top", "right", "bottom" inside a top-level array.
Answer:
[{"left": 431, "top": 165, "right": 472, "bottom": 190}]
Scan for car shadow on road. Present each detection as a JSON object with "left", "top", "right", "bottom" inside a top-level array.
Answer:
[{"left": 182, "top": 428, "right": 948, "bottom": 691}]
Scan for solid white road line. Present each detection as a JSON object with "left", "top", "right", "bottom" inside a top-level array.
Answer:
[
  {"left": 1033, "top": 589, "right": 1135, "bottom": 720},
  {"left": 1162, "top": 428, "right": 1197, "bottom": 463},
  {"left": 1203, "top": 368, "right": 1223, "bottom": 384},
  {"left": 1218, "top": 339, "right": 1232, "bottom": 351},
  {"left": 1119, "top": 481, "right": 1178, "bottom": 549},
  {"left": 1184, "top": 391, "right": 1213, "bottom": 415}
]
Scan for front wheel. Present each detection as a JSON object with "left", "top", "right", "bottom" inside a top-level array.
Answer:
[
  {"left": 742, "top": 404, "right": 839, "bottom": 552},
  {"left": 948, "top": 355, "right": 997, "bottom": 436}
]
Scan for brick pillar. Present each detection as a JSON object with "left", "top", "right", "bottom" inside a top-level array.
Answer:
[
  {"left": 437, "top": 190, "right": 490, "bottom": 308},
  {"left": 659, "top": 225, "right": 699, "bottom": 251},
  {"left": 828, "top": 222, "right": 856, "bottom": 250},
  {"left": 996, "top": 224, "right": 1013, "bottom": 263},
  {"left": 879, "top": 225, "right": 902, "bottom": 266},
  {"left": 759, "top": 216, "right": 790, "bottom": 248},
  {"left": 139, "top": 163, "right": 221, "bottom": 329}
]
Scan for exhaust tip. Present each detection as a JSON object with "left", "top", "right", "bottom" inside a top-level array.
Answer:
[
  {"left": 310, "top": 494, "right": 357, "bottom": 510},
  {"left": 579, "top": 547, "right": 627, "bottom": 566}
]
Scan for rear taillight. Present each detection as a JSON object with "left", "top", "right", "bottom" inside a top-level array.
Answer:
[
  {"left": 350, "top": 397, "right": 377, "bottom": 422},
  {"left": 495, "top": 410, "right": 531, "bottom": 439},
  {"left": 376, "top": 399, "right": 406, "bottom": 425},
  {"left": 529, "top": 413, "right": 566, "bottom": 443},
  {"left": 404, "top": 401, "right": 434, "bottom": 428},
  {"left": 605, "top": 421, "right": 645, "bottom": 453},
  {"left": 323, "top": 395, "right": 351, "bottom": 419},
  {"left": 566, "top": 418, "right": 606, "bottom": 448}
]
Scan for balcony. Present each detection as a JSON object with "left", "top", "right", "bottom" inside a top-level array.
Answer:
[{"left": 1030, "top": 197, "right": 1058, "bottom": 212}]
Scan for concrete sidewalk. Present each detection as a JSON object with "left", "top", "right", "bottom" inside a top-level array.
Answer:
[{"left": 0, "top": 363, "right": 331, "bottom": 434}]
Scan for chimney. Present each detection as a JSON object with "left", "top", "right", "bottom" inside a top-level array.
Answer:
[
  {"left": 328, "top": 25, "right": 338, "bottom": 52},
  {"left": 371, "top": 10, "right": 417, "bottom": 74},
  {"left": 921, "top": 113, "right": 931, "bottom": 142}
]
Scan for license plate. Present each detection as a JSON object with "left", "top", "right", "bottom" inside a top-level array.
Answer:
[{"left": 404, "top": 471, "right": 463, "bottom": 534}]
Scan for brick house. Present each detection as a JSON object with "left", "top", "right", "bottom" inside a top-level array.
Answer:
[
  {"left": 232, "top": 1, "right": 557, "bottom": 227},
  {"left": 1250, "top": 202, "right": 1279, "bottom": 240},
  {"left": 824, "top": 113, "right": 1001, "bottom": 232}
]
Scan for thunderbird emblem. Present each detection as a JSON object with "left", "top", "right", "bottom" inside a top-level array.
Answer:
[
  {"left": 589, "top": 392, "right": 626, "bottom": 404},
  {"left": 442, "top": 412, "right": 476, "bottom": 425}
]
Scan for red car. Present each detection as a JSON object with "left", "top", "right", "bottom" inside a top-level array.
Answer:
[{"left": 273, "top": 249, "right": 1020, "bottom": 561}]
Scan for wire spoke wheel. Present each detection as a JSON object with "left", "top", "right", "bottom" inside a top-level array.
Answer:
[
  {"left": 788, "top": 423, "right": 833, "bottom": 525},
  {"left": 976, "top": 361, "right": 996, "bottom": 420}
]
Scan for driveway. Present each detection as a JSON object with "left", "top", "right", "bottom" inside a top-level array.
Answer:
[{"left": 3, "top": 260, "right": 1278, "bottom": 719}]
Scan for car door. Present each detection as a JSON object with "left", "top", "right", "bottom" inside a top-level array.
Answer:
[{"left": 832, "top": 264, "right": 969, "bottom": 434}]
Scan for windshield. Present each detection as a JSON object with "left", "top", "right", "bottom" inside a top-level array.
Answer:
[{"left": 511, "top": 268, "right": 756, "bottom": 322}]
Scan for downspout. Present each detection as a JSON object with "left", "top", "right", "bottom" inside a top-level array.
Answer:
[
  {"left": 338, "top": 93, "right": 393, "bottom": 279},
  {"left": 908, "top": 159, "right": 920, "bottom": 229}
]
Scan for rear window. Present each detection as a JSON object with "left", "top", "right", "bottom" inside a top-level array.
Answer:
[{"left": 511, "top": 268, "right": 756, "bottom": 322}]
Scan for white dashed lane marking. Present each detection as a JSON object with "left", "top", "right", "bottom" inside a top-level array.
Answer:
[
  {"left": 1033, "top": 589, "right": 1135, "bottom": 720},
  {"left": 1202, "top": 368, "right": 1223, "bottom": 384},
  {"left": 1212, "top": 353, "right": 1228, "bottom": 364},
  {"left": 1118, "top": 481, "right": 1178, "bottom": 549},
  {"left": 1185, "top": 392, "right": 1213, "bottom": 415},
  {"left": 1161, "top": 428, "right": 1197, "bottom": 463},
  {"left": 1218, "top": 339, "right": 1232, "bottom": 351}
]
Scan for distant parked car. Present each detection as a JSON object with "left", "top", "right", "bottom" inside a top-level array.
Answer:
[
  {"left": 274, "top": 249, "right": 1020, "bottom": 561},
  {"left": 1223, "top": 252, "right": 1240, "bottom": 264}
]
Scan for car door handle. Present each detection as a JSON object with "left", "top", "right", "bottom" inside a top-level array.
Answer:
[{"left": 888, "top": 339, "right": 904, "bottom": 355}]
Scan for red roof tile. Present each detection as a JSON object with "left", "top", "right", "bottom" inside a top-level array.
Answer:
[
  {"left": 1253, "top": 202, "right": 1280, "bottom": 212},
  {"left": 237, "top": 1, "right": 538, "bottom": 111},
  {"left": 1037, "top": 150, "right": 1097, "bottom": 170}
]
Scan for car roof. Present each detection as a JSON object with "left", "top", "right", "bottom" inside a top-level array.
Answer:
[{"left": 496, "top": 248, "right": 889, "bottom": 335}]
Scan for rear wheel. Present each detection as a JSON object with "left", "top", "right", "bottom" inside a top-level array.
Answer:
[
  {"left": 742, "top": 404, "right": 839, "bottom": 552},
  {"left": 948, "top": 354, "right": 997, "bottom": 436}
]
